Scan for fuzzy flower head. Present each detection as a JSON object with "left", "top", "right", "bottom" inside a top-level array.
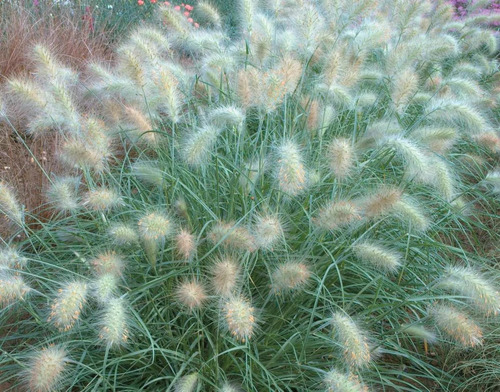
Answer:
[
  {"left": 48, "top": 281, "right": 88, "bottom": 331},
  {"left": 108, "top": 223, "right": 139, "bottom": 246},
  {"left": 485, "top": 170, "right": 500, "bottom": 194},
  {"left": 270, "top": 261, "right": 311, "bottom": 294},
  {"left": 208, "top": 105, "right": 245, "bottom": 131},
  {"left": 59, "top": 138, "right": 108, "bottom": 173},
  {"left": 314, "top": 200, "right": 361, "bottom": 231},
  {"left": 391, "top": 198, "right": 430, "bottom": 232},
  {"left": 401, "top": 324, "right": 437, "bottom": 343},
  {"left": 253, "top": 214, "right": 283, "bottom": 250},
  {"left": 352, "top": 242, "right": 402, "bottom": 273},
  {"left": 220, "top": 383, "right": 243, "bottom": 392},
  {"left": 331, "top": 312, "right": 371, "bottom": 368},
  {"left": 439, "top": 266, "right": 500, "bottom": 316},
  {"left": 0, "top": 247, "right": 28, "bottom": 270},
  {"left": 359, "top": 186, "right": 402, "bottom": 218},
  {"left": 138, "top": 211, "right": 173, "bottom": 242},
  {"left": 223, "top": 296, "right": 256, "bottom": 342},
  {"left": 324, "top": 369, "right": 369, "bottom": 392},
  {"left": 90, "top": 251, "right": 125, "bottom": 277},
  {"left": 211, "top": 256, "right": 240, "bottom": 297},
  {"left": 0, "top": 181, "right": 23, "bottom": 226},
  {"left": 99, "top": 297, "right": 129, "bottom": 347},
  {"left": 46, "top": 176, "right": 80, "bottom": 212},
  {"left": 430, "top": 305, "right": 483, "bottom": 347},
  {"left": 0, "top": 274, "right": 30, "bottom": 306},
  {"left": 182, "top": 125, "right": 221, "bottom": 167},
  {"left": 175, "top": 280, "right": 207, "bottom": 310},
  {"left": 275, "top": 140, "right": 307, "bottom": 196},
  {"left": 131, "top": 160, "right": 164, "bottom": 187},
  {"left": 26, "top": 346, "right": 67, "bottom": 392},
  {"left": 175, "top": 229, "right": 197, "bottom": 261},
  {"left": 174, "top": 372, "right": 198, "bottom": 392},
  {"left": 92, "top": 273, "right": 118, "bottom": 304},
  {"left": 82, "top": 187, "right": 122, "bottom": 211},
  {"left": 327, "top": 138, "right": 355, "bottom": 179},
  {"left": 208, "top": 221, "right": 256, "bottom": 252}
]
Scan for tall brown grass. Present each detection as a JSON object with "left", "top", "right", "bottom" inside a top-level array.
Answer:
[
  {"left": 0, "top": 2, "right": 113, "bottom": 237},
  {"left": 0, "top": 3, "right": 112, "bottom": 77}
]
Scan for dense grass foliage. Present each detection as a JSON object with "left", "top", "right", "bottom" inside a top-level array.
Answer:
[{"left": 0, "top": 0, "right": 499, "bottom": 391}]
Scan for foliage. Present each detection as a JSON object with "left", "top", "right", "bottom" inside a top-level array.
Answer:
[{"left": 0, "top": 0, "right": 499, "bottom": 391}]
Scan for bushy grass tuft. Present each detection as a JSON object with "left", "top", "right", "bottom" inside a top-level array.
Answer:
[{"left": 0, "top": 1, "right": 499, "bottom": 391}]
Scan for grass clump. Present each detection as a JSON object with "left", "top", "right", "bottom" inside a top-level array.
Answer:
[{"left": 0, "top": 1, "right": 499, "bottom": 391}]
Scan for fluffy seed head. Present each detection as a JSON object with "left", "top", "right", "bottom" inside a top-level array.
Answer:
[
  {"left": 138, "top": 212, "right": 173, "bottom": 242},
  {"left": 430, "top": 305, "right": 483, "bottom": 347},
  {"left": 83, "top": 188, "right": 122, "bottom": 211},
  {"left": 315, "top": 200, "right": 361, "bottom": 231},
  {"left": 176, "top": 281, "right": 208, "bottom": 310},
  {"left": 175, "top": 229, "right": 196, "bottom": 261},
  {"left": 154, "top": 68, "right": 181, "bottom": 123},
  {"left": 0, "top": 247, "right": 28, "bottom": 270},
  {"left": 211, "top": 257, "right": 240, "bottom": 297},
  {"left": 109, "top": 223, "right": 139, "bottom": 246},
  {"left": 353, "top": 242, "right": 402, "bottom": 273},
  {"left": 90, "top": 251, "right": 125, "bottom": 277},
  {"left": 253, "top": 215, "right": 283, "bottom": 250},
  {"left": 196, "top": 2, "right": 222, "bottom": 27},
  {"left": 0, "top": 274, "right": 30, "bottom": 306},
  {"left": 27, "top": 346, "right": 67, "bottom": 392},
  {"left": 271, "top": 262, "right": 310, "bottom": 294},
  {"left": 175, "top": 373, "right": 198, "bottom": 392},
  {"left": 275, "top": 141, "right": 307, "bottom": 196},
  {"left": 392, "top": 198, "right": 430, "bottom": 232},
  {"left": 485, "top": 170, "right": 500, "bottom": 194},
  {"left": 99, "top": 297, "right": 129, "bottom": 347},
  {"left": 59, "top": 139, "right": 108, "bottom": 172},
  {"left": 381, "top": 136, "right": 433, "bottom": 183},
  {"left": 131, "top": 161, "right": 164, "bottom": 187},
  {"left": 223, "top": 296, "right": 256, "bottom": 342},
  {"left": 474, "top": 131, "right": 500, "bottom": 153},
  {"left": 48, "top": 281, "right": 88, "bottom": 331},
  {"left": 392, "top": 68, "right": 419, "bottom": 110},
  {"left": 360, "top": 187, "right": 402, "bottom": 218},
  {"left": 182, "top": 125, "right": 221, "bottom": 167},
  {"left": 327, "top": 138, "right": 354, "bottom": 179},
  {"left": 401, "top": 324, "right": 437, "bottom": 343},
  {"left": 92, "top": 274, "right": 118, "bottom": 304},
  {"left": 7, "top": 78, "right": 46, "bottom": 111},
  {"left": 427, "top": 101, "right": 488, "bottom": 135},
  {"left": 324, "top": 369, "right": 369, "bottom": 392},
  {"left": 221, "top": 383, "right": 242, "bottom": 392},
  {"left": 432, "top": 158, "right": 456, "bottom": 201},
  {"left": 208, "top": 221, "right": 256, "bottom": 252},
  {"left": 208, "top": 106, "right": 245, "bottom": 130},
  {"left": 411, "top": 126, "right": 458, "bottom": 154},
  {"left": 46, "top": 176, "right": 80, "bottom": 212},
  {"left": 440, "top": 267, "right": 500, "bottom": 316},
  {"left": 0, "top": 182, "right": 23, "bottom": 226},
  {"left": 331, "top": 312, "right": 371, "bottom": 368}
]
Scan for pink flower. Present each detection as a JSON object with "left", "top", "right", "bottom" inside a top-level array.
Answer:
[
  {"left": 185, "top": 4, "right": 193, "bottom": 11},
  {"left": 174, "top": 5, "right": 181, "bottom": 11},
  {"left": 194, "top": 22, "right": 199, "bottom": 28},
  {"left": 187, "top": 18, "right": 193, "bottom": 23},
  {"left": 138, "top": 0, "right": 144, "bottom": 5},
  {"left": 184, "top": 11, "right": 190, "bottom": 16},
  {"left": 164, "top": 1, "right": 170, "bottom": 5},
  {"left": 151, "top": 0, "right": 157, "bottom": 3}
]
